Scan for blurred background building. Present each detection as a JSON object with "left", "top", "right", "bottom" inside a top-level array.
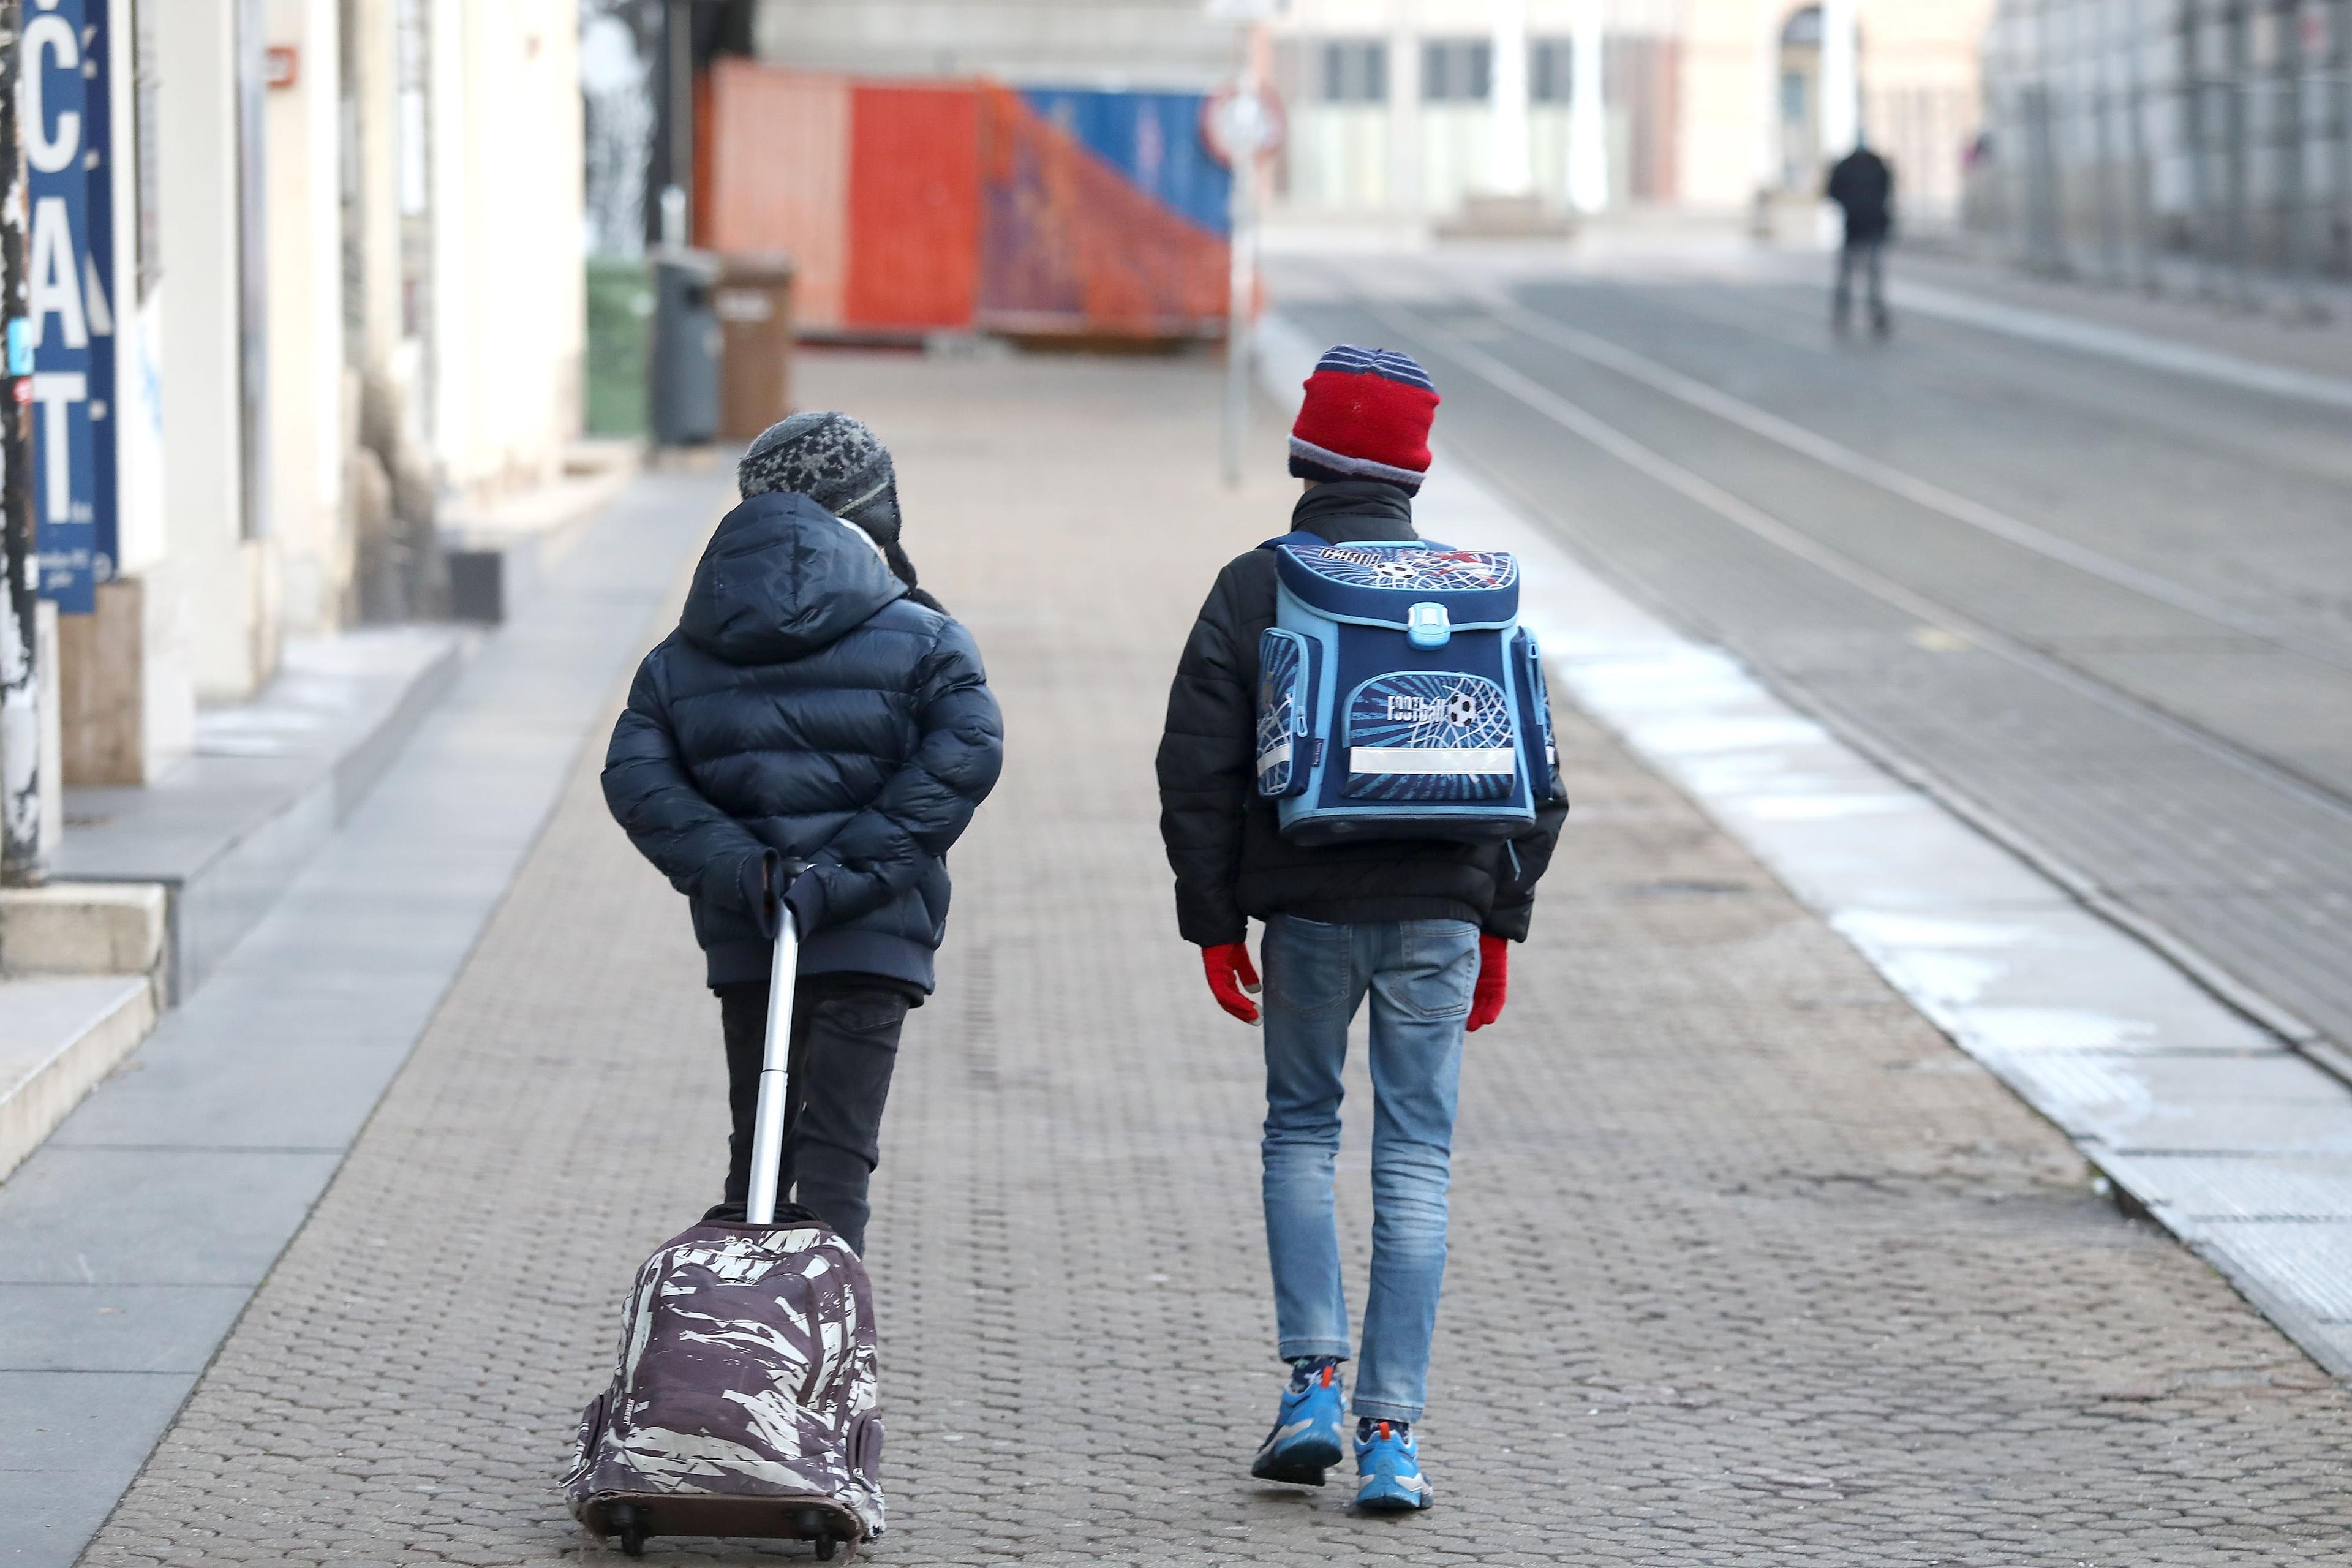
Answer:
[
  {"left": 749, "top": 0, "right": 1235, "bottom": 83},
  {"left": 1973, "top": 1, "right": 2352, "bottom": 292},
  {"left": 1266, "top": 2, "right": 1994, "bottom": 233},
  {"left": 10, "top": 0, "right": 583, "bottom": 803},
  {"left": 697, "top": 2, "right": 1996, "bottom": 235}
]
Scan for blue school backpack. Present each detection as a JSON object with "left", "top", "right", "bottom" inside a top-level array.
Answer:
[{"left": 1254, "top": 536, "right": 1563, "bottom": 845}]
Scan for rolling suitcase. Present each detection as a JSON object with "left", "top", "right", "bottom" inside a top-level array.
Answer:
[{"left": 564, "top": 910, "right": 886, "bottom": 1559}]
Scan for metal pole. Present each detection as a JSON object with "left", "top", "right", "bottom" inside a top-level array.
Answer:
[
  {"left": 2337, "top": 0, "right": 2352, "bottom": 277},
  {"left": 2093, "top": 0, "right": 2127, "bottom": 281},
  {"left": 2277, "top": 0, "right": 2323, "bottom": 316},
  {"left": 2029, "top": 0, "right": 2068, "bottom": 274},
  {"left": 1221, "top": 24, "right": 1264, "bottom": 491},
  {"left": 1487, "top": 0, "right": 1532, "bottom": 198},
  {"left": 1567, "top": 0, "right": 1607, "bottom": 214},
  {"left": 1820, "top": 0, "right": 1860, "bottom": 160},
  {"left": 1, "top": 0, "right": 43, "bottom": 887},
  {"left": 2225, "top": 0, "right": 2255, "bottom": 307},
  {"left": 2003, "top": 15, "right": 2029, "bottom": 264},
  {"left": 2182, "top": 0, "right": 2216, "bottom": 293},
  {"left": 2124, "top": 0, "right": 2158, "bottom": 288},
  {"left": 744, "top": 911, "right": 800, "bottom": 1227},
  {"left": 1752, "top": 0, "right": 1781, "bottom": 213},
  {"left": 669, "top": 0, "right": 691, "bottom": 241}
]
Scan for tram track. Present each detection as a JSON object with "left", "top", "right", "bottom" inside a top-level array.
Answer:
[{"left": 1283, "top": 259, "right": 2352, "bottom": 1068}]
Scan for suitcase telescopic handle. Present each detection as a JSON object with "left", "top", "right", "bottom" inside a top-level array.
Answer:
[{"left": 745, "top": 859, "right": 807, "bottom": 1227}]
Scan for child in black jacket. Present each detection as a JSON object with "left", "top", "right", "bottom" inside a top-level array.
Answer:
[
  {"left": 603, "top": 415, "right": 1003, "bottom": 1253},
  {"left": 1155, "top": 346, "right": 1564, "bottom": 1510}
]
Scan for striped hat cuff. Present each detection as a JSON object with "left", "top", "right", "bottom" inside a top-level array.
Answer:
[{"left": 1289, "top": 434, "right": 1428, "bottom": 492}]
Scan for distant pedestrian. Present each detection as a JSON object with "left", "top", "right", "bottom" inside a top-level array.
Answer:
[
  {"left": 602, "top": 413, "right": 1003, "bottom": 1254},
  {"left": 1827, "top": 138, "right": 1895, "bottom": 336},
  {"left": 1156, "top": 345, "right": 1567, "bottom": 1512}
]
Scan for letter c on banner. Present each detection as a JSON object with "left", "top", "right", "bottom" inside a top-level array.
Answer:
[{"left": 23, "top": 10, "right": 81, "bottom": 176}]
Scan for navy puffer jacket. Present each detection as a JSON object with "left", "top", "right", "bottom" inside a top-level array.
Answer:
[{"left": 601, "top": 491, "right": 1003, "bottom": 990}]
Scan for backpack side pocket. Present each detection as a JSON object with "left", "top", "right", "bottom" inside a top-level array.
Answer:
[
  {"left": 1256, "top": 628, "right": 1319, "bottom": 799},
  {"left": 1514, "top": 629, "right": 1566, "bottom": 805}
]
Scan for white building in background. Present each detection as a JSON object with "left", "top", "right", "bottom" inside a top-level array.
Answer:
[
  {"left": 750, "top": 0, "right": 1235, "bottom": 85},
  {"left": 1977, "top": 0, "right": 2352, "bottom": 283},
  {"left": 45, "top": 0, "right": 583, "bottom": 789},
  {"left": 733, "top": 1, "right": 1990, "bottom": 230},
  {"left": 1272, "top": 0, "right": 1995, "bottom": 228}
]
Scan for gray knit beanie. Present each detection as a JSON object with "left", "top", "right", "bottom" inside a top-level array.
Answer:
[{"left": 739, "top": 412, "right": 939, "bottom": 609}]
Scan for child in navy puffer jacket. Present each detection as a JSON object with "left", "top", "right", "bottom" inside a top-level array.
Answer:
[{"left": 602, "top": 415, "right": 1003, "bottom": 1253}]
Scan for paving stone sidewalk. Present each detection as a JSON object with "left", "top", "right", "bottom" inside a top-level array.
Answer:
[{"left": 81, "top": 353, "right": 2352, "bottom": 1565}]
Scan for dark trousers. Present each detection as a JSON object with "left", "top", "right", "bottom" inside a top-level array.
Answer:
[
  {"left": 712, "top": 976, "right": 910, "bottom": 1254},
  {"left": 1834, "top": 238, "right": 1889, "bottom": 329}
]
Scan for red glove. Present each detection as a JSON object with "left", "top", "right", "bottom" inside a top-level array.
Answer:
[
  {"left": 1468, "top": 935, "right": 1508, "bottom": 1031},
  {"left": 1200, "top": 941, "right": 1262, "bottom": 1025}
]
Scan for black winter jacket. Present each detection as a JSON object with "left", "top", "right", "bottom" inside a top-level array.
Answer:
[
  {"left": 1155, "top": 480, "right": 1566, "bottom": 947},
  {"left": 1827, "top": 147, "right": 1894, "bottom": 241},
  {"left": 602, "top": 491, "right": 1004, "bottom": 990}
]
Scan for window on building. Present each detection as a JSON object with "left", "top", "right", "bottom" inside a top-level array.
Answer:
[
  {"left": 1531, "top": 38, "right": 1574, "bottom": 104},
  {"left": 1422, "top": 39, "right": 1491, "bottom": 103},
  {"left": 1319, "top": 39, "right": 1388, "bottom": 104},
  {"left": 1782, "top": 69, "right": 1809, "bottom": 126}
]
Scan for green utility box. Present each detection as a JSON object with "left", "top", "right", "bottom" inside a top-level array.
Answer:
[{"left": 585, "top": 255, "right": 655, "bottom": 438}]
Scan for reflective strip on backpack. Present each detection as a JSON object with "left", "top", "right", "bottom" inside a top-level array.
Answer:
[
  {"left": 1349, "top": 747, "right": 1517, "bottom": 775},
  {"left": 1256, "top": 741, "right": 1293, "bottom": 777}
]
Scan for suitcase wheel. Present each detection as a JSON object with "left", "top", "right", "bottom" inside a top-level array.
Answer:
[
  {"left": 797, "top": 1508, "right": 837, "bottom": 1558},
  {"left": 606, "top": 1501, "right": 648, "bottom": 1557}
]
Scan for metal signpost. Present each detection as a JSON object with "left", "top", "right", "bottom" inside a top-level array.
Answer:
[
  {"left": 1204, "top": 0, "right": 1284, "bottom": 489},
  {"left": 2, "top": 0, "right": 45, "bottom": 884}
]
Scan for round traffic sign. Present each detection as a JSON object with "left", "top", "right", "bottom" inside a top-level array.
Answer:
[{"left": 1200, "top": 80, "right": 1286, "bottom": 168}]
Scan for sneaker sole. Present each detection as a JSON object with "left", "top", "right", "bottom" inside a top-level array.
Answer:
[
  {"left": 1354, "top": 1485, "right": 1432, "bottom": 1512},
  {"left": 1250, "top": 1438, "right": 1343, "bottom": 1486}
]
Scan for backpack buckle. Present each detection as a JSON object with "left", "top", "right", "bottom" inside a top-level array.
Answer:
[{"left": 1405, "top": 602, "right": 1452, "bottom": 649}]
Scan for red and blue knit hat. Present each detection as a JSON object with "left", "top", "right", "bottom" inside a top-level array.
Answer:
[{"left": 1289, "top": 344, "right": 1441, "bottom": 493}]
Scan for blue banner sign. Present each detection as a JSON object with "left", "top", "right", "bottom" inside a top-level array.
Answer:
[{"left": 25, "top": 0, "right": 114, "bottom": 614}]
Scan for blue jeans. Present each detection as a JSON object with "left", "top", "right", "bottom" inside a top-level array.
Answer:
[{"left": 1259, "top": 914, "right": 1477, "bottom": 1423}]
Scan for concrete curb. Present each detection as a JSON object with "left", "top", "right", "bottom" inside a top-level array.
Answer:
[
  {"left": 57, "top": 628, "right": 472, "bottom": 1003},
  {"left": 0, "top": 977, "right": 155, "bottom": 1183}
]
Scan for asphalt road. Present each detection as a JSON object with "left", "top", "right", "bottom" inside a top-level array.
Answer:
[{"left": 1277, "top": 249, "right": 2352, "bottom": 1071}]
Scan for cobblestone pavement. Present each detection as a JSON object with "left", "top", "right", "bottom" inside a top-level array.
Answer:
[{"left": 83, "top": 354, "right": 2352, "bottom": 1565}]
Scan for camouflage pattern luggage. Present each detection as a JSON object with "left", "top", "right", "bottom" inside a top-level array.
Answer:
[{"left": 564, "top": 913, "right": 886, "bottom": 1558}]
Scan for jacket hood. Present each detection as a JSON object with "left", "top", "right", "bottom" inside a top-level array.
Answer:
[
  {"left": 679, "top": 491, "right": 907, "bottom": 663},
  {"left": 1290, "top": 478, "right": 1419, "bottom": 545}
]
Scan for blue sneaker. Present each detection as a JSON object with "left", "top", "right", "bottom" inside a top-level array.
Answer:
[
  {"left": 1353, "top": 1418, "right": 1433, "bottom": 1511},
  {"left": 1250, "top": 1357, "right": 1345, "bottom": 1485}
]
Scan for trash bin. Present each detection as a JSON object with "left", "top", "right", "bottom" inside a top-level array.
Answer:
[
  {"left": 715, "top": 254, "right": 797, "bottom": 440},
  {"left": 648, "top": 249, "right": 722, "bottom": 447},
  {"left": 584, "top": 255, "right": 654, "bottom": 438}
]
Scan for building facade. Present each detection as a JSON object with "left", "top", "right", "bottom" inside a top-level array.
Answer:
[
  {"left": 1974, "top": 0, "right": 2352, "bottom": 285},
  {"left": 748, "top": 0, "right": 1235, "bottom": 87},
  {"left": 737, "top": 1, "right": 1993, "bottom": 230},
  {"left": 10, "top": 0, "right": 584, "bottom": 809},
  {"left": 1271, "top": 1, "right": 1996, "bottom": 228}
]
